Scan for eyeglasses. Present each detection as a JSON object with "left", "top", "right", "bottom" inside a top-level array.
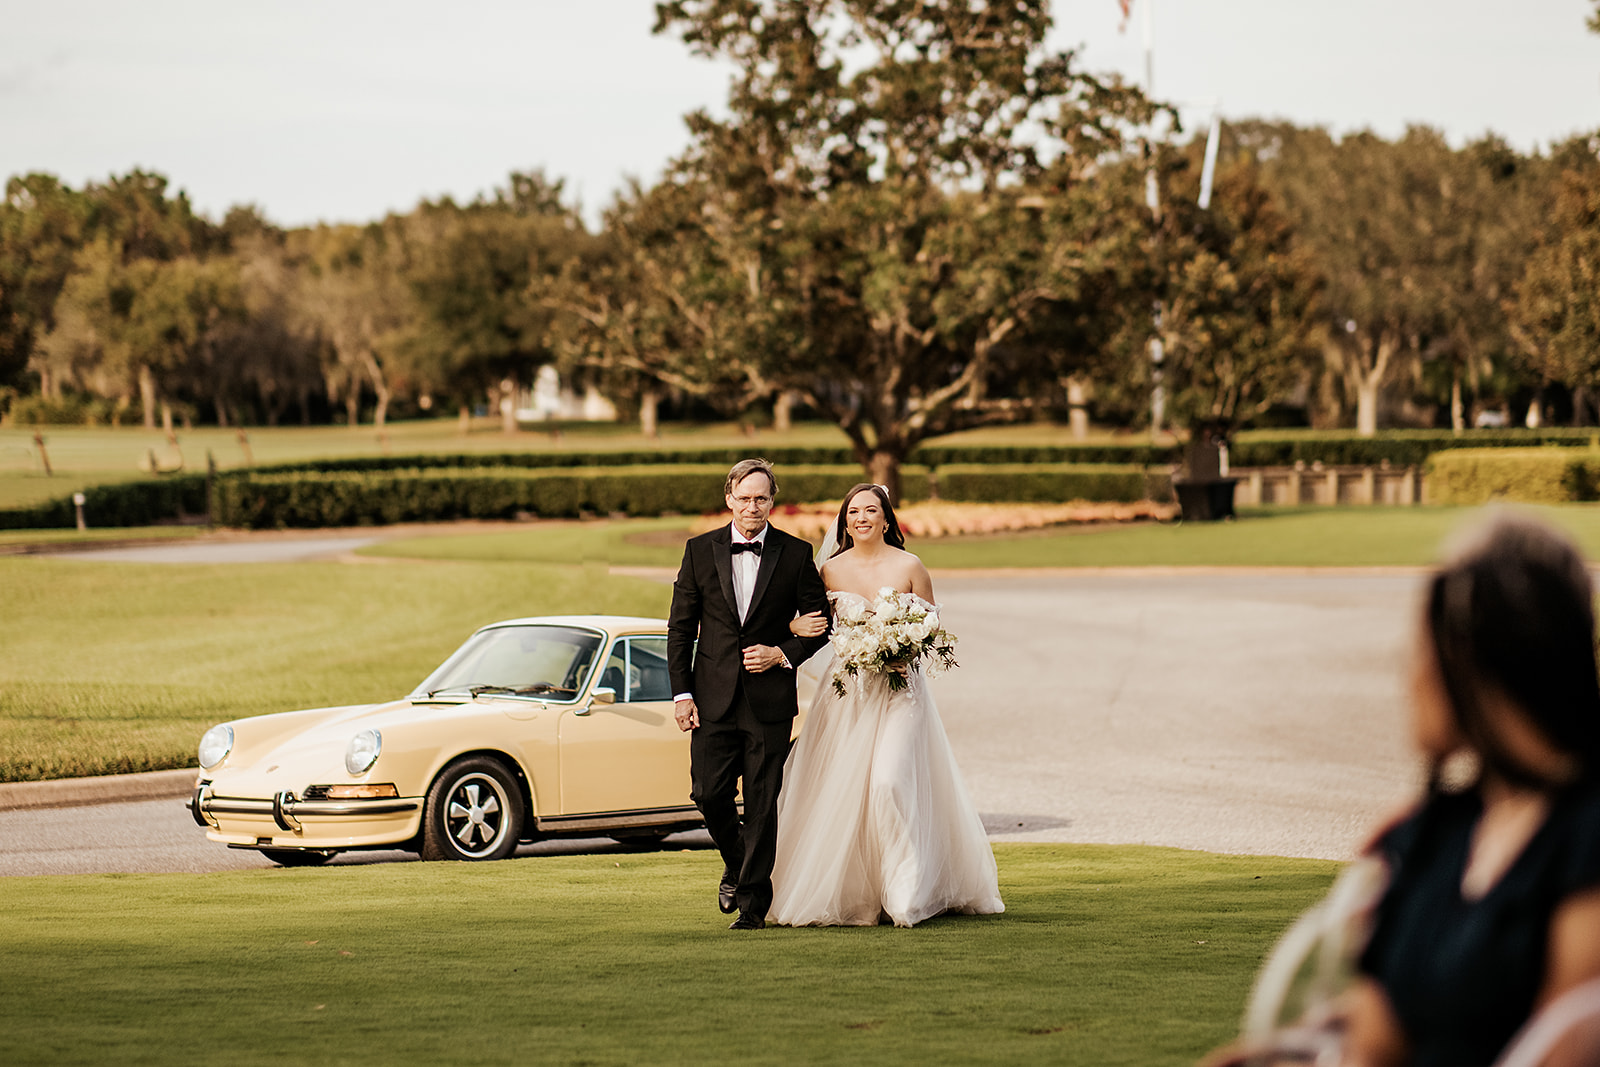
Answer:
[{"left": 731, "top": 495, "right": 772, "bottom": 507}]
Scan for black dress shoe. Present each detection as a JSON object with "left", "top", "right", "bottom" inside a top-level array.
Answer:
[
  {"left": 729, "top": 914, "right": 765, "bottom": 930},
  {"left": 718, "top": 882, "right": 738, "bottom": 915}
]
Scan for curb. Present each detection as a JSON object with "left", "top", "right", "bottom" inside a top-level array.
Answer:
[{"left": 0, "top": 768, "right": 196, "bottom": 812}]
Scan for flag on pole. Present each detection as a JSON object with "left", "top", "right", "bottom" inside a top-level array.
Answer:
[{"left": 1117, "top": 0, "right": 1133, "bottom": 32}]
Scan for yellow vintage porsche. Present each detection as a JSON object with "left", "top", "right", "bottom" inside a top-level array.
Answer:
[{"left": 189, "top": 615, "right": 705, "bottom": 866}]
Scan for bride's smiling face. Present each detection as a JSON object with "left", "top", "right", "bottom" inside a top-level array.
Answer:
[{"left": 846, "top": 490, "right": 887, "bottom": 545}]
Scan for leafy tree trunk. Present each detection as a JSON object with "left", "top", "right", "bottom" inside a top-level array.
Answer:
[
  {"left": 1065, "top": 376, "right": 1090, "bottom": 440},
  {"left": 867, "top": 451, "right": 901, "bottom": 503},
  {"left": 1451, "top": 372, "right": 1464, "bottom": 434},
  {"left": 639, "top": 387, "right": 660, "bottom": 438},
  {"left": 139, "top": 365, "right": 156, "bottom": 429},
  {"left": 1355, "top": 380, "right": 1381, "bottom": 437},
  {"left": 362, "top": 349, "right": 390, "bottom": 430},
  {"left": 498, "top": 377, "right": 517, "bottom": 434},
  {"left": 344, "top": 385, "right": 360, "bottom": 427},
  {"left": 1333, "top": 329, "right": 1400, "bottom": 438},
  {"left": 773, "top": 391, "right": 794, "bottom": 432}
]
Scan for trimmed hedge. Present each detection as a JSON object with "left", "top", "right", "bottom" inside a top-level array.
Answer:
[
  {"left": 934, "top": 464, "right": 1172, "bottom": 505},
  {"left": 243, "top": 443, "right": 1184, "bottom": 476},
  {"left": 914, "top": 443, "right": 1178, "bottom": 467},
  {"left": 1426, "top": 448, "right": 1600, "bottom": 505},
  {"left": 1230, "top": 429, "right": 1600, "bottom": 469},
  {"left": 0, "top": 475, "right": 209, "bottom": 530},
  {"left": 12, "top": 429, "right": 1593, "bottom": 530},
  {"left": 211, "top": 465, "right": 937, "bottom": 529},
  {"left": 240, "top": 431, "right": 1600, "bottom": 480}
]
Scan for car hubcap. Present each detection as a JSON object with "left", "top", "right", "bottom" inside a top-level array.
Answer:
[{"left": 444, "top": 773, "right": 507, "bottom": 857}]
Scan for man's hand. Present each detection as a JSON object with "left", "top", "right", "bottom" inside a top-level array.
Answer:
[
  {"left": 742, "top": 644, "right": 788, "bottom": 673},
  {"left": 674, "top": 698, "right": 700, "bottom": 732}
]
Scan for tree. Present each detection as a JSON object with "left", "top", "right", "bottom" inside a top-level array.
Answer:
[
  {"left": 554, "top": 173, "right": 794, "bottom": 437},
  {"left": 1256, "top": 125, "right": 1523, "bottom": 434},
  {"left": 647, "top": 0, "right": 1151, "bottom": 494},
  {"left": 0, "top": 174, "right": 90, "bottom": 395},
  {"left": 120, "top": 256, "right": 247, "bottom": 428},
  {"left": 33, "top": 240, "right": 129, "bottom": 408},
  {"left": 401, "top": 172, "right": 592, "bottom": 430},
  {"left": 82, "top": 169, "right": 219, "bottom": 264},
  {"left": 217, "top": 231, "right": 325, "bottom": 426},
  {"left": 1510, "top": 134, "right": 1600, "bottom": 407},
  {"left": 1137, "top": 141, "right": 1319, "bottom": 463},
  {"left": 293, "top": 221, "right": 415, "bottom": 429}
]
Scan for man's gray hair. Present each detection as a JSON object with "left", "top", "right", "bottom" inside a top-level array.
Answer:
[{"left": 725, "top": 458, "right": 778, "bottom": 497}]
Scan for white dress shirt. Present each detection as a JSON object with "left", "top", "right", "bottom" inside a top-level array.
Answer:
[{"left": 729, "top": 522, "right": 767, "bottom": 623}]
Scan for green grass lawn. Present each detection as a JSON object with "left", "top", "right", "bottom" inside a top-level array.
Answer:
[
  {"left": 0, "top": 843, "right": 1336, "bottom": 1066},
  {"left": 0, "top": 558, "right": 671, "bottom": 782},
  {"left": 0, "top": 525, "right": 205, "bottom": 547},
  {"left": 360, "top": 504, "right": 1600, "bottom": 570}
]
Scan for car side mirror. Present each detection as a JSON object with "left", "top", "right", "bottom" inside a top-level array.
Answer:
[{"left": 589, "top": 686, "right": 617, "bottom": 707}]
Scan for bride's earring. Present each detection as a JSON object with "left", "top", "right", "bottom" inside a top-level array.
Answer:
[{"left": 1436, "top": 747, "right": 1482, "bottom": 793}]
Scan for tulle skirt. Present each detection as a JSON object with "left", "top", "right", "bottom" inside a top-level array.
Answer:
[{"left": 769, "top": 652, "right": 1005, "bottom": 927}]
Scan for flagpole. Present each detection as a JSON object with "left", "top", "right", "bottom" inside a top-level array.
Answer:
[{"left": 1139, "top": 0, "right": 1165, "bottom": 438}]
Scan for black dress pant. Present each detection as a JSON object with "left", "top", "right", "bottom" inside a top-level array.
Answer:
[{"left": 689, "top": 680, "right": 792, "bottom": 920}]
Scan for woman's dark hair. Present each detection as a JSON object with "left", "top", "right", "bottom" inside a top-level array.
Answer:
[
  {"left": 830, "top": 483, "right": 906, "bottom": 557},
  {"left": 1425, "top": 513, "right": 1600, "bottom": 791}
]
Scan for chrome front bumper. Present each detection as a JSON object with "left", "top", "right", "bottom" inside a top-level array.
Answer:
[{"left": 190, "top": 781, "right": 419, "bottom": 833}]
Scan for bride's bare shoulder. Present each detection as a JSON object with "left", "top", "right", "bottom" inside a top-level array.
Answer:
[{"left": 890, "top": 546, "right": 926, "bottom": 573}]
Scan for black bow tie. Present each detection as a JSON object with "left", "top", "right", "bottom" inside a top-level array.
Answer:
[{"left": 731, "top": 540, "right": 762, "bottom": 556}]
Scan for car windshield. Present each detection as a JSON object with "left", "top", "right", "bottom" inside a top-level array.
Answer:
[{"left": 412, "top": 625, "right": 604, "bottom": 703}]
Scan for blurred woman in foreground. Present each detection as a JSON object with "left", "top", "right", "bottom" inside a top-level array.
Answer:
[{"left": 1343, "top": 514, "right": 1600, "bottom": 1066}]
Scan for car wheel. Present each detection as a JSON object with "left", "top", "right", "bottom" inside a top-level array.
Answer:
[
  {"left": 421, "top": 757, "right": 525, "bottom": 861},
  {"left": 261, "top": 849, "right": 336, "bottom": 867}
]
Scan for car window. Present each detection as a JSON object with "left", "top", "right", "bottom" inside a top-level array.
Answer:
[
  {"left": 596, "top": 637, "right": 672, "bottom": 703},
  {"left": 413, "top": 625, "right": 603, "bottom": 702},
  {"left": 626, "top": 637, "right": 672, "bottom": 702}
]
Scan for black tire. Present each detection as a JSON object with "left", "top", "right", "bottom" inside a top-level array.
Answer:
[
  {"left": 421, "top": 757, "right": 525, "bottom": 861},
  {"left": 261, "top": 848, "right": 336, "bottom": 867}
]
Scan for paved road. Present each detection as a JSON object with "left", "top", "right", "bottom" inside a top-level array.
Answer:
[
  {"left": 2, "top": 535, "right": 1427, "bottom": 874},
  {"left": 931, "top": 571, "right": 1420, "bottom": 862}
]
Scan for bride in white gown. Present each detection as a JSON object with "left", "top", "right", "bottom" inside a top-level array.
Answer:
[{"left": 769, "top": 483, "right": 1004, "bottom": 928}]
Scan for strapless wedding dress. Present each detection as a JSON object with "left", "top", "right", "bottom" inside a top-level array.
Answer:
[{"left": 769, "top": 592, "right": 1004, "bottom": 927}]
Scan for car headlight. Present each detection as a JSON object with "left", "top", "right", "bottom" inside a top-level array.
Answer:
[
  {"left": 197, "top": 724, "right": 234, "bottom": 769},
  {"left": 344, "top": 729, "right": 382, "bottom": 776}
]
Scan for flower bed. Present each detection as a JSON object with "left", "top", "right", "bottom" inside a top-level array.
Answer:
[{"left": 693, "top": 499, "right": 1178, "bottom": 541}]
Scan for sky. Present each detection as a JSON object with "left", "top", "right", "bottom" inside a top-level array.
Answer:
[{"left": 3, "top": 0, "right": 1597, "bottom": 230}]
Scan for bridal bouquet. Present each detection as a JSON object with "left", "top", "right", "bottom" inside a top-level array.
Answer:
[{"left": 830, "top": 588, "right": 959, "bottom": 695}]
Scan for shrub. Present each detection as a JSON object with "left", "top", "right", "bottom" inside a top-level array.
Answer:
[
  {"left": 7, "top": 394, "right": 133, "bottom": 427},
  {"left": 934, "top": 464, "right": 1171, "bottom": 504},
  {"left": 0, "top": 475, "right": 209, "bottom": 530},
  {"left": 210, "top": 465, "right": 936, "bottom": 529},
  {"left": 1426, "top": 448, "right": 1600, "bottom": 505}
]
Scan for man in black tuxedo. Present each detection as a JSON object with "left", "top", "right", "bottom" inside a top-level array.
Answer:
[{"left": 667, "top": 459, "right": 830, "bottom": 929}]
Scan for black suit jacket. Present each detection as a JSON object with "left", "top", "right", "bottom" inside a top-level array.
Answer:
[{"left": 666, "top": 524, "right": 831, "bottom": 724}]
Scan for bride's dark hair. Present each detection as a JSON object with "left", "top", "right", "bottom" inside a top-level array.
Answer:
[{"left": 830, "top": 483, "right": 906, "bottom": 557}]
